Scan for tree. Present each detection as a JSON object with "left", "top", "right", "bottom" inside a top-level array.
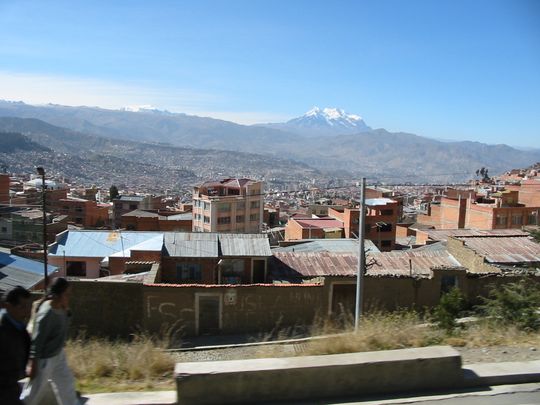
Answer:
[{"left": 109, "top": 185, "right": 119, "bottom": 201}]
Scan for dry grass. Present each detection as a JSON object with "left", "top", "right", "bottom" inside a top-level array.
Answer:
[
  {"left": 282, "top": 311, "right": 540, "bottom": 357},
  {"left": 65, "top": 334, "right": 176, "bottom": 393},
  {"left": 65, "top": 313, "right": 540, "bottom": 393}
]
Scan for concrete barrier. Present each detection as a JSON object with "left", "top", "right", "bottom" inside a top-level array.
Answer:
[{"left": 175, "top": 345, "right": 463, "bottom": 405}]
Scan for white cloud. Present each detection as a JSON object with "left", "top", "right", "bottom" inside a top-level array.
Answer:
[{"left": 0, "top": 71, "right": 292, "bottom": 124}]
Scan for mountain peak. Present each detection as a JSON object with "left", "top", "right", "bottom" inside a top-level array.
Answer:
[
  {"left": 120, "top": 105, "right": 172, "bottom": 115},
  {"left": 281, "top": 107, "right": 371, "bottom": 135}
]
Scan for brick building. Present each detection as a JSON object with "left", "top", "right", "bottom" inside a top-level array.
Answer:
[
  {"left": 326, "top": 198, "right": 399, "bottom": 251},
  {"left": 0, "top": 174, "right": 9, "bottom": 204},
  {"left": 57, "top": 197, "right": 110, "bottom": 227},
  {"left": 418, "top": 188, "right": 540, "bottom": 230},
  {"left": 284, "top": 218, "right": 344, "bottom": 241},
  {"left": 121, "top": 209, "right": 192, "bottom": 231},
  {"left": 192, "top": 178, "right": 263, "bottom": 233},
  {"left": 113, "top": 195, "right": 154, "bottom": 228}
]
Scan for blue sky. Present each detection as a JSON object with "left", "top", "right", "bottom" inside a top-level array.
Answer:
[{"left": 0, "top": 0, "right": 538, "bottom": 147}]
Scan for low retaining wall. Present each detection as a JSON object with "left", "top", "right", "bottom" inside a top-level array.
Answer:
[{"left": 174, "top": 345, "right": 463, "bottom": 405}]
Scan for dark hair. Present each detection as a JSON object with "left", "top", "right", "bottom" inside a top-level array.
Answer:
[
  {"left": 47, "top": 277, "right": 70, "bottom": 298},
  {"left": 3, "top": 285, "right": 31, "bottom": 305}
]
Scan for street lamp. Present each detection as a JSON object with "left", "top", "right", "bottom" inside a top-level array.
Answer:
[{"left": 36, "top": 167, "right": 48, "bottom": 291}]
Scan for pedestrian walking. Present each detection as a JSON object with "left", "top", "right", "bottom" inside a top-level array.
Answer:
[
  {"left": 20, "top": 277, "right": 78, "bottom": 405},
  {"left": 0, "top": 286, "right": 33, "bottom": 405}
]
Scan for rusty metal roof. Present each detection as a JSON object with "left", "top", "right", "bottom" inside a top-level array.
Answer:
[
  {"left": 271, "top": 250, "right": 462, "bottom": 280},
  {"left": 422, "top": 229, "right": 529, "bottom": 242},
  {"left": 457, "top": 236, "right": 540, "bottom": 264}
]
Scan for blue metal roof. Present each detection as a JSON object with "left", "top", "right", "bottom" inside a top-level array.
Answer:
[
  {"left": 49, "top": 231, "right": 163, "bottom": 258},
  {"left": 0, "top": 252, "right": 58, "bottom": 291}
]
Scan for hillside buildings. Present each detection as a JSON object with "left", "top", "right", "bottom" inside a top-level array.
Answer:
[
  {"left": 417, "top": 188, "right": 539, "bottom": 230},
  {"left": 192, "top": 178, "right": 264, "bottom": 233}
]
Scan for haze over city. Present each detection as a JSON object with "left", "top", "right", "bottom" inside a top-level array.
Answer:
[{"left": 0, "top": 0, "right": 539, "bottom": 147}]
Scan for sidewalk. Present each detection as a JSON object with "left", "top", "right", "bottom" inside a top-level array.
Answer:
[{"left": 83, "top": 360, "right": 540, "bottom": 405}]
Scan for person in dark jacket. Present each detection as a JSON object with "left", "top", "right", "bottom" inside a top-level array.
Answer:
[{"left": 0, "top": 286, "right": 32, "bottom": 405}]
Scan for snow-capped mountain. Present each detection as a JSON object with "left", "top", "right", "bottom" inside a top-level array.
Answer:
[
  {"left": 259, "top": 107, "right": 371, "bottom": 136},
  {"left": 120, "top": 105, "right": 173, "bottom": 115}
]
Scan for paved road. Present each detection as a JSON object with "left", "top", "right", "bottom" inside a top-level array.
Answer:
[{"left": 328, "top": 383, "right": 540, "bottom": 405}]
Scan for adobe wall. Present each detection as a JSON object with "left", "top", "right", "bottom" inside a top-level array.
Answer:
[
  {"left": 69, "top": 281, "right": 144, "bottom": 338},
  {"left": 143, "top": 284, "right": 325, "bottom": 336},
  {"left": 446, "top": 237, "right": 501, "bottom": 274}
]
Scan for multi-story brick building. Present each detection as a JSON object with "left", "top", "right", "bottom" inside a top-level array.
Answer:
[
  {"left": 57, "top": 197, "right": 110, "bottom": 228},
  {"left": 112, "top": 195, "right": 154, "bottom": 228},
  {"left": 327, "top": 198, "right": 399, "bottom": 251},
  {"left": 192, "top": 178, "right": 263, "bottom": 233},
  {"left": 418, "top": 188, "right": 540, "bottom": 230}
]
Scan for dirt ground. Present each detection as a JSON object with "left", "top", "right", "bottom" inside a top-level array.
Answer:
[{"left": 173, "top": 342, "right": 540, "bottom": 365}]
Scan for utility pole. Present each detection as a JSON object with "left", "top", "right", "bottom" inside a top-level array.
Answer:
[
  {"left": 355, "top": 177, "right": 366, "bottom": 331},
  {"left": 36, "top": 167, "right": 49, "bottom": 292}
]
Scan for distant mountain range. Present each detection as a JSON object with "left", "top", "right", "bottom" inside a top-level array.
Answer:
[
  {"left": 0, "top": 116, "right": 321, "bottom": 192},
  {"left": 1, "top": 100, "right": 539, "bottom": 183}
]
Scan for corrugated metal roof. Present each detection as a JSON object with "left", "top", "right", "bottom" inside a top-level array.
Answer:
[
  {"left": 295, "top": 219, "right": 344, "bottom": 229},
  {"left": 49, "top": 231, "right": 163, "bottom": 258},
  {"left": 164, "top": 233, "right": 271, "bottom": 257},
  {"left": 118, "top": 195, "right": 146, "bottom": 202},
  {"left": 368, "top": 250, "right": 462, "bottom": 277},
  {"left": 423, "top": 229, "right": 529, "bottom": 242},
  {"left": 273, "top": 239, "right": 379, "bottom": 254},
  {"left": 108, "top": 235, "right": 164, "bottom": 258},
  {"left": 219, "top": 234, "right": 271, "bottom": 257},
  {"left": 164, "top": 232, "right": 219, "bottom": 257},
  {"left": 122, "top": 209, "right": 161, "bottom": 218},
  {"left": 365, "top": 198, "right": 396, "bottom": 206},
  {"left": 458, "top": 236, "right": 540, "bottom": 264},
  {"left": 0, "top": 252, "right": 58, "bottom": 291},
  {"left": 271, "top": 250, "right": 462, "bottom": 280},
  {"left": 166, "top": 212, "right": 192, "bottom": 220}
]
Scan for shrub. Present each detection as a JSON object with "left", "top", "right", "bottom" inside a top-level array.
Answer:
[
  {"left": 433, "top": 287, "right": 466, "bottom": 332},
  {"left": 477, "top": 280, "right": 540, "bottom": 331}
]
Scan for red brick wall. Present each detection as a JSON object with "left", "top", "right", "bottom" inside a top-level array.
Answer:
[{"left": 0, "top": 174, "right": 9, "bottom": 203}]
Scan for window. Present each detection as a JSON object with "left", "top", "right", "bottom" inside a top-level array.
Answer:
[
  {"left": 250, "top": 201, "right": 260, "bottom": 209},
  {"left": 250, "top": 213, "right": 259, "bottom": 221},
  {"left": 203, "top": 216, "right": 210, "bottom": 224},
  {"left": 220, "top": 259, "right": 244, "bottom": 284},
  {"left": 237, "top": 201, "right": 245, "bottom": 210},
  {"left": 1, "top": 226, "right": 6, "bottom": 233},
  {"left": 66, "top": 261, "right": 86, "bottom": 277},
  {"left": 176, "top": 263, "right": 201, "bottom": 282},
  {"left": 511, "top": 215, "right": 522, "bottom": 225},
  {"left": 495, "top": 215, "right": 506, "bottom": 226},
  {"left": 203, "top": 202, "right": 210, "bottom": 210},
  {"left": 441, "top": 275, "right": 458, "bottom": 295},
  {"left": 218, "top": 203, "right": 231, "bottom": 212},
  {"left": 380, "top": 209, "right": 393, "bottom": 216},
  {"left": 527, "top": 212, "right": 538, "bottom": 225},
  {"left": 129, "top": 204, "right": 138, "bottom": 210},
  {"left": 236, "top": 215, "right": 244, "bottom": 223},
  {"left": 379, "top": 223, "right": 392, "bottom": 232},
  {"left": 218, "top": 216, "right": 231, "bottom": 225}
]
